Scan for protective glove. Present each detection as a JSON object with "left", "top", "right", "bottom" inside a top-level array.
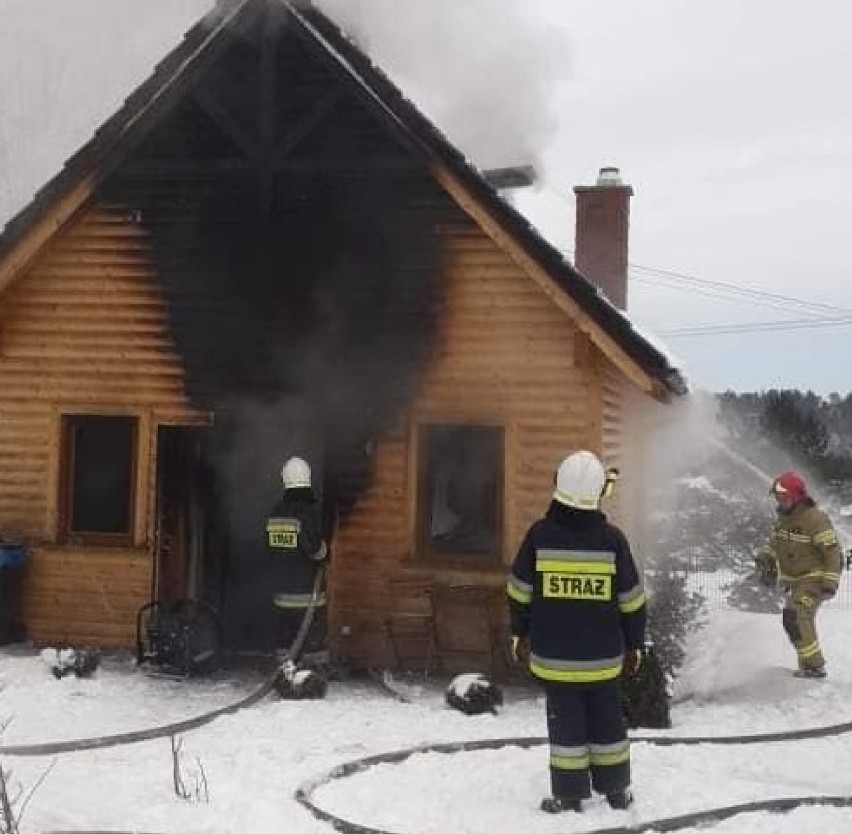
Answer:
[
  {"left": 622, "top": 649, "right": 642, "bottom": 677},
  {"left": 509, "top": 635, "right": 530, "bottom": 665},
  {"left": 754, "top": 554, "right": 778, "bottom": 588},
  {"left": 278, "top": 657, "right": 297, "bottom": 683},
  {"left": 820, "top": 583, "right": 837, "bottom": 601}
]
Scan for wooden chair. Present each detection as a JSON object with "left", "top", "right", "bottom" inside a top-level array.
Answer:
[
  {"left": 384, "top": 575, "right": 438, "bottom": 674},
  {"left": 432, "top": 583, "right": 505, "bottom": 676}
]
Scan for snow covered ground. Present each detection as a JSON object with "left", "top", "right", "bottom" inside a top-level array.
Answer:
[{"left": 2, "top": 606, "right": 852, "bottom": 833}]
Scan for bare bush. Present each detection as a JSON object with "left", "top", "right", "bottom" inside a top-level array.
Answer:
[
  {"left": 169, "top": 735, "right": 209, "bottom": 803},
  {"left": 0, "top": 758, "right": 55, "bottom": 834}
]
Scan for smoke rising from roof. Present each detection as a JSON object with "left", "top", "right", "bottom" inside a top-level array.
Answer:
[
  {"left": 0, "top": 0, "right": 567, "bottom": 227},
  {"left": 315, "top": 0, "right": 568, "bottom": 170},
  {"left": 0, "top": 0, "right": 212, "bottom": 227}
]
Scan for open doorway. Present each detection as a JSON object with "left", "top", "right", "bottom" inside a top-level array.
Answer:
[
  {"left": 136, "top": 426, "right": 228, "bottom": 673},
  {"left": 153, "top": 426, "right": 224, "bottom": 606}
]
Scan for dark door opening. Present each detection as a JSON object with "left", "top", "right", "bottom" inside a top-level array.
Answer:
[
  {"left": 153, "top": 415, "right": 343, "bottom": 656},
  {"left": 153, "top": 426, "right": 224, "bottom": 606}
]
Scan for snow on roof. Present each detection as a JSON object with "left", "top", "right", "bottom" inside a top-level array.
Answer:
[{"left": 0, "top": 0, "right": 687, "bottom": 399}]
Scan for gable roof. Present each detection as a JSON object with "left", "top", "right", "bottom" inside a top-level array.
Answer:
[{"left": 0, "top": 0, "right": 686, "bottom": 402}]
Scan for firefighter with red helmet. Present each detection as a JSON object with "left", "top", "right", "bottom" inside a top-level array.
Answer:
[
  {"left": 755, "top": 470, "right": 842, "bottom": 678},
  {"left": 266, "top": 456, "right": 328, "bottom": 662},
  {"left": 506, "top": 451, "right": 646, "bottom": 814}
]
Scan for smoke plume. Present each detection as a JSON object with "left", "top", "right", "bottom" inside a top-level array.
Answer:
[{"left": 315, "top": 0, "right": 568, "bottom": 170}]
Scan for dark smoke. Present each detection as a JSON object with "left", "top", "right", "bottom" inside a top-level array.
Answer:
[
  {"left": 140, "top": 173, "right": 444, "bottom": 531},
  {"left": 130, "top": 173, "right": 445, "bottom": 647}
]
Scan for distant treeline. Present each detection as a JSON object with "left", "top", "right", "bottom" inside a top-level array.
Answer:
[
  {"left": 649, "top": 389, "right": 852, "bottom": 574},
  {"left": 718, "top": 389, "right": 852, "bottom": 490}
]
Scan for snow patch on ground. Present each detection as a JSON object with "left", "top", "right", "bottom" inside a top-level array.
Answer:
[
  {"left": 2, "top": 607, "right": 852, "bottom": 832},
  {"left": 0, "top": 650, "right": 259, "bottom": 744}
]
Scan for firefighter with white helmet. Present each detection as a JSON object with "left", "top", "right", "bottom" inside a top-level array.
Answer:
[
  {"left": 754, "top": 470, "right": 842, "bottom": 678},
  {"left": 266, "top": 456, "right": 328, "bottom": 664},
  {"left": 507, "top": 450, "right": 645, "bottom": 814},
  {"left": 281, "top": 456, "right": 312, "bottom": 490}
]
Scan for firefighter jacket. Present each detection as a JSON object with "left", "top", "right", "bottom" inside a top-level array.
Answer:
[
  {"left": 266, "top": 487, "right": 328, "bottom": 610},
  {"left": 506, "top": 501, "right": 646, "bottom": 684},
  {"left": 760, "top": 500, "right": 842, "bottom": 592}
]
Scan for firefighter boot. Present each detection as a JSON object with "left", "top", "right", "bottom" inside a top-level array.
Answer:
[
  {"left": 540, "top": 796, "right": 583, "bottom": 814},
  {"left": 794, "top": 666, "right": 827, "bottom": 679},
  {"left": 606, "top": 789, "right": 634, "bottom": 810}
]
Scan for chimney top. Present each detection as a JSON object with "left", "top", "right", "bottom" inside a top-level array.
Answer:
[
  {"left": 596, "top": 166, "right": 623, "bottom": 187},
  {"left": 573, "top": 166, "right": 633, "bottom": 310}
]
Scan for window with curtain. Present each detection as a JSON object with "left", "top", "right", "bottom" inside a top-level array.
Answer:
[{"left": 417, "top": 423, "right": 503, "bottom": 563}]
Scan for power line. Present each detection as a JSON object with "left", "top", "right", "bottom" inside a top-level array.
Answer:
[
  {"left": 630, "top": 273, "right": 840, "bottom": 319},
  {"left": 556, "top": 247, "right": 852, "bottom": 335},
  {"left": 627, "top": 263, "right": 852, "bottom": 336},
  {"left": 628, "top": 262, "right": 852, "bottom": 318},
  {"left": 659, "top": 317, "right": 852, "bottom": 338},
  {"left": 538, "top": 184, "right": 851, "bottom": 319}
]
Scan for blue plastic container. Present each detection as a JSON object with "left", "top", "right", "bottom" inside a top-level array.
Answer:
[{"left": 0, "top": 540, "right": 27, "bottom": 568}]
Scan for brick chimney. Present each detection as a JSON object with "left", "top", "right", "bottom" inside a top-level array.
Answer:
[{"left": 573, "top": 166, "right": 633, "bottom": 310}]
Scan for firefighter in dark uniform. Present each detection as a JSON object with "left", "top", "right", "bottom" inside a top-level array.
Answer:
[
  {"left": 507, "top": 451, "right": 646, "bottom": 814},
  {"left": 754, "top": 470, "right": 842, "bottom": 678},
  {"left": 266, "top": 456, "right": 328, "bottom": 663}
]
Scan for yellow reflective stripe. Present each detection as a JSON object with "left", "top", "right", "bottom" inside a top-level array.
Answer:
[
  {"left": 550, "top": 754, "right": 590, "bottom": 771},
  {"left": 530, "top": 661, "right": 621, "bottom": 683},
  {"left": 821, "top": 572, "right": 841, "bottom": 583},
  {"left": 619, "top": 591, "right": 646, "bottom": 614},
  {"left": 536, "top": 560, "right": 616, "bottom": 574},
  {"left": 797, "top": 642, "right": 821, "bottom": 659},
  {"left": 775, "top": 530, "right": 812, "bottom": 543},
  {"left": 554, "top": 489, "right": 599, "bottom": 509},
  {"left": 779, "top": 570, "right": 824, "bottom": 583},
  {"left": 552, "top": 744, "right": 589, "bottom": 757},
  {"left": 589, "top": 749, "right": 630, "bottom": 767},
  {"left": 537, "top": 549, "right": 615, "bottom": 562},
  {"left": 506, "top": 580, "right": 532, "bottom": 605},
  {"left": 813, "top": 529, "right": 838, "bottom": 546},
  {"left": 273, "top": 593, "right": 326, "bottom": 609}
]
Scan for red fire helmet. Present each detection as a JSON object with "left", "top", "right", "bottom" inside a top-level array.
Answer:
[{"left": 771, "top": 471, "right": 807, "bottom": 500}]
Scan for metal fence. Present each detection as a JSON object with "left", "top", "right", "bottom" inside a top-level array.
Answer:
[{"left": 649, "top": 560, "right": 852, "bottom": 612}]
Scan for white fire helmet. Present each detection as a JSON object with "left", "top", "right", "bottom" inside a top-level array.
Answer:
[
  {"left": 281, "top": 456, "right": 311, "bottom": 490},
  {"left": 553, "top": 451, "right": 606, "bottom": 510}
]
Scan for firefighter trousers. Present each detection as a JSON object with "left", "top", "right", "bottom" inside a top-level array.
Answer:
[
  {"left": 782, "top": 582, "right": 825, "bottom": 670},
  {"left": 544, "top": 680, "right": 630, "bottom": 800},
  {"left": 274, "top": 605, "right": 328, "bottom": 659}
]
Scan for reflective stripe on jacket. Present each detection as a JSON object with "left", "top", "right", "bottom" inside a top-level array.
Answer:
[
  {"left": 764, "top": 502, "right": 842, "bottom": 589},
  {"left": 273, "top": 591, "right": 327, "bottom": 609},
  {"left": 266, "top": 487, "right": 327, "bottom": 606},
  {"left": 507, "top": 501, "right": 646, "bottom": 684}
]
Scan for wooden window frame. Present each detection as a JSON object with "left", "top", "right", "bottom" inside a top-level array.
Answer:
[
  {"left": 415, "top": 422, "right": 504, "bottom": 567},
  {"left": 58, "top": 414, "right": 139, "bottom": 546}
]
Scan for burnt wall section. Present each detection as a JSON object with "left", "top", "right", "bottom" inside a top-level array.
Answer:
[
  {"left": 98, "top": 2, "right": 455, "bottom": 537},
  {"left": 117, "top": 173, "right": 450, "bottom": 649},
  {"left": 95, "top": 4, "right": 459, "bottom": 538},
  {"left": 88, "top": 2, "right": 462, "bottom": 648},
  {"left": 129, "top": 172, "right": 446, "bottom": 511}
]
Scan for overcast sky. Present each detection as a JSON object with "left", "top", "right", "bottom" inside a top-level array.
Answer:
[{"left": 1, "top": 0, "right": 851, "bottom": 395}]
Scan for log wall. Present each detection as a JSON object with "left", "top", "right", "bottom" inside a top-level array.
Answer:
[
  {"left": 0, "top": 203, "right": 638, "bottom": 658},
  {"left": 601, "top": 359, "right": 626, "bottom": 524},
  {"left": 330, "top": 222, "right": 624, "bottom": 669},
  {"left": 0, "top": 204, "right": 204, "bottom": 646}
]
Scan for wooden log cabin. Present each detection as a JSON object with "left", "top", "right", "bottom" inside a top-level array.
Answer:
[{"left": 0, "top": 0, "right": 686, "bottom": 673}]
